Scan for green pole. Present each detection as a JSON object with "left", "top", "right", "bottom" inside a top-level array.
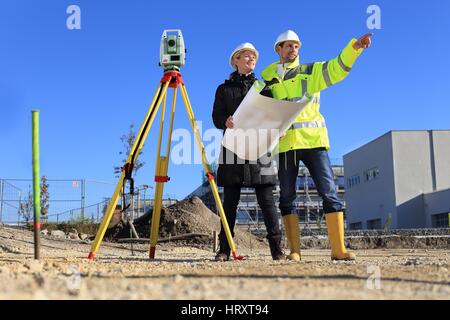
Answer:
[{"left": 32, "top": 110, "right": 41, "bottom": 260}]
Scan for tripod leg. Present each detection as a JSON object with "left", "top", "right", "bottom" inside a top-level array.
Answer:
[
  {"left": 88, "top": 81, "right": 171, "bottom": 260},
  {"left": 149, "top": 156, "right": 167, "bottom": 258},
  {"left": 179, "top": 84, "right": 243, "bottom": 260},
  {"left": 149, "top": 88, "right": 178, "bottom": 259},
  {"left": 88, "top": 172, "right": 125, "bottom": 260}
]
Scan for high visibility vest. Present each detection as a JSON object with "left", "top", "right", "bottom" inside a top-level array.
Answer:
[{"left": 261, "top": 39, "right": 362, "bottom": 153}]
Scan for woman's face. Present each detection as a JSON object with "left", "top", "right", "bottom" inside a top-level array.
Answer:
[{"left": 233, "top": 50, "right": 257, "bottom": 74}]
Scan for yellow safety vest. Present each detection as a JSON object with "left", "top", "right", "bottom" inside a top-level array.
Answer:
[{"left": 261, "top": 39, "right": 363, "bottom": 153}]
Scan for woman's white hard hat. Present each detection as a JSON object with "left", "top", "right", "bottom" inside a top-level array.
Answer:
[{"left": 229, "top": 42, "right": 259, "bottom": 69}]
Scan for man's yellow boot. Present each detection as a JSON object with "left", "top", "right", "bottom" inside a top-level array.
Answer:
[
  {"left": 282, "top": 214, "right": 301, "bottom": 261},
  {"left": 325, "top": 212, "right": 356, "bottom": 261}
]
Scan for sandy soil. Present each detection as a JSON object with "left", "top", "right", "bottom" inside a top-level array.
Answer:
[{"left": 0, "top": 226, "right": 449, "bottom": 300}]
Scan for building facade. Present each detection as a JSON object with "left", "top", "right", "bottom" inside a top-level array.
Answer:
[{"left": 344, "top": 130, "right": 450, "bottom": 229}]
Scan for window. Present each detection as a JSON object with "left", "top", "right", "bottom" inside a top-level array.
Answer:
[
  {"left": 432, "top": 213, "right": 449, "bottom": 228},
  {"left": 349, "top": 222, "right": 363, "bottom": 230},
  {"left": 347, "top": 174, "right": 361, "bottom": 189},
  {"left": 335, "top": 177, "right": 345, "bottom": 189},
  {"left": 367, "top": 218, "right": 382, "bottom": 230},
  {"left": 296, "top": 177, "right": 316, "bottom": 190},
  {"left": 364, "top": 167, "right": 380, "bottom": 182}
]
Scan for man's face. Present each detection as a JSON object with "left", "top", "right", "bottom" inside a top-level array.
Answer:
[
  {"left": 277, "top": 40, "right": 300, "bottom": 63},
  {"left": 233, "top": 50, "right": 257, "bottom": 74}
]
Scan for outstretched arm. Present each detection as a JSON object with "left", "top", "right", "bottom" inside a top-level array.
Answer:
[{"left": 307, "top": 33, "right": 373, "bottom": 94}]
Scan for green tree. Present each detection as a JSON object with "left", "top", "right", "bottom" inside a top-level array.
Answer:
[
  {"left": 19, "top": 187, "right": 33, "bottom": 224},
  {"left": 115, "top": 124, "right": 145, "bottom": 178},
  {"left": 40, "top": 175, "right": 50, "bottom": 219},
  {"left": 18, "top": 176, "right": 50, "bottom": 224}
]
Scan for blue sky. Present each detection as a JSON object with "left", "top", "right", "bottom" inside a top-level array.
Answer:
[{"left": 1, "top": 0, "right": 449, "bottom": 204}]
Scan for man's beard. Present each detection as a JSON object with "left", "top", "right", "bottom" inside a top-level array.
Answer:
[{"left": 284, "top": 55, "right": 298, "bottom": 63}]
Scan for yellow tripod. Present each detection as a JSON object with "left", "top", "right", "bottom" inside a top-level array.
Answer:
[{"left": 88, "top": 71, "right": 243, "bottom": 261}]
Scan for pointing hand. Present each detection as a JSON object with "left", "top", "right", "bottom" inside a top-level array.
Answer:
[{"left": 353, "top": 33, "right": 373, "bottom": 50}]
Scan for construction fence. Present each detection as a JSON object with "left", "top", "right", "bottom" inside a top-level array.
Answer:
[{"left": 0, "top": 178, "right": 177, "bottom": 226}]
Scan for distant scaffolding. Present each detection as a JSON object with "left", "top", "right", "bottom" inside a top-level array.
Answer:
[{"left": 191, "top": 165, "right": 346, "bottom": 229}]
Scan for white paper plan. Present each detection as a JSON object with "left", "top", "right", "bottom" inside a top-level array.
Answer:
[{"left": 222, "top": 80, "right": 312, "bottom": 161}]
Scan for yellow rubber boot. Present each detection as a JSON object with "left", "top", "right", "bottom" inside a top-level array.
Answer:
[
  {"left": 282, "top": 214, "right": 301, "bottom": 261},
  {"left": 325, "top": 212, "right": 356, "bottom": 261}
]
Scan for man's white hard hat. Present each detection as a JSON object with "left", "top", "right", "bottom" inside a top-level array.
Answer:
[
  {"left": 229, "top": 42, "right": 259, "bottom": 69},
  {"left": 274, "top": 30, "right": 302, "bottom": 52}
]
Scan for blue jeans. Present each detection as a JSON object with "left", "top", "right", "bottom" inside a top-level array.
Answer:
[{"left": 277, "top": 148, "right": 343, "bottom": 215}]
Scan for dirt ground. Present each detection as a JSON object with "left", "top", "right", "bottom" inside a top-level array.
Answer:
[{"left": 0, "top": 226, "right": 449, "bottom": 300}]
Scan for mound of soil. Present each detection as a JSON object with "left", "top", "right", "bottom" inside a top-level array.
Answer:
[{"left": 105, "top": 196, "right": 265, "bottom": 249}]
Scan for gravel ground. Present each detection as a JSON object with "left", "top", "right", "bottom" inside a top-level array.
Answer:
[
  {"left": 0, "top": 226, "right": 449, "bottom": 300},
  {"left": 291, "top": 227, "right": 450, "bottom": 237}
]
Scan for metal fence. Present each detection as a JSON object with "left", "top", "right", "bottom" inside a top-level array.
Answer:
[
  {"left": 45, "top": 199, "right": 110, "bottom": 224},
  {"left": 0, "top": 178, "right": 178, "bottom": 225},
  {"left": 0, "top": 180, "right": 22, "bottom": 225},
  {"left": 0, "top": 178, "right": 114, "bottom": 225}
]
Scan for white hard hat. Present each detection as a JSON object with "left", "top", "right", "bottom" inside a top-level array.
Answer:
[
  {"left": 274, "top": 30, "right": 302, "bottom": 52},
  {"left": 229, "top": 42, "right": 259, "bottom": 69}
]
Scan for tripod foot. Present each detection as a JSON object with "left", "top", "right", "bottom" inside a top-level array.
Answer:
[
  {"left": 87, "top": 252, "right": 95, "bottom": 261},
  {"left": 149, "top": 246, "right": 156, "bottom": 259},
  {"left": 232, "top": 251, "right": 244, "bottom": 261}
]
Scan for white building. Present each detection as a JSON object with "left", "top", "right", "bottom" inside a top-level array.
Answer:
[{"left": 344, "top": 130, "right": 450, "bottom": 229}]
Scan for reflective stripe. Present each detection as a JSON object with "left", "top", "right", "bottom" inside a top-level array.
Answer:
[
  {"left": 301, "top": 79, "right": 307, "bottom": 96},
  {"left": 301, "top": 63, "right": 314, "bottom": 75},
  {"left": 288, "top": 96, "right": 304, "bottom": 103},
  {"left": 322, "top": 61, "right": 332, "bottom": 87},
  {"left": 288, "top": 95, "right": 320, "bottom": 104},
  {"left": 284, "top": 66, "right": 301, "bottom": 80},
  {"left": 280, "top": 63, "right": 315, "bottom": 81},
  {"left": 338, "top": 54, "right": 351, "bottom": 72},
  {"left": 289, "top": 121, "right": 326, "bottom": 130}
]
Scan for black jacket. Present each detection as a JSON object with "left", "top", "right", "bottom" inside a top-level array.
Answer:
[{"left": 212, "top": 71, "right": 277, "bottom": 187}]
